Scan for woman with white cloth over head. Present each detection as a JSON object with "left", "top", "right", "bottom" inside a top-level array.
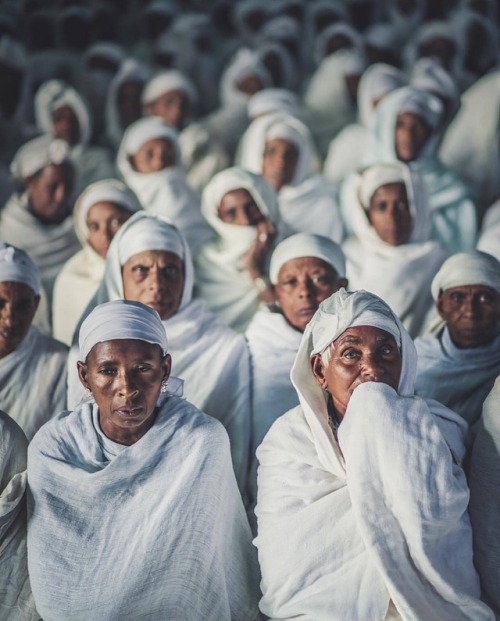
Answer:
[
  {"left": 117, "top": 116, "right": 211, "bottom": 257},
  {"left": 195, "top": 167, "right": 279, "bottom": 333},
  {"left": 28, "top": 299, "right": 260, "bottom": 621},
  {"left": 245, "top": 233, "right": 347, "bottom": 525},
  {"left": 343, "top": 162, "right": 447, "bottom": 337},
  {"left": 237, "top": 113, "right": 343, "bottom": 242},
  {"left": 52, "top": 179, "right": 141, "bottom": 346},
  {"left": 255, "top": 288, "right": 494, "bottom": 620},
  {"left": 67, "top": 211, "right": 251, "bottom": 492}
]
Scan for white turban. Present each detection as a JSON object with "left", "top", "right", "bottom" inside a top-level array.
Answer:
[
  {"left": 119, "top": 116, "right": 181, "bottom": 160},
  {"left": 10, "top": 134, "right": 71, "bottom": 180},
  {"left": 74, "top": 179, "right": 142, "bottom": 246},
  {"left": 0, "top": 243, "right": 41, "bottom": 294},
  {"left": 118, "top": 215, "right": 185, "bottom": 266},
  {"left": 142, "top": 70, "right": 198, "bottom": 108},
  {"left": 410, "top": 57, "right": 460, "bottom": 117},
  {"left": 358, "top": 162, "right": 406, "bottom": 209},
  {"left": 431, "top": 251, "right": 500, "bottom": 300},
  {"left": 79, "top": 299, "right": 168, "bottom": 361},
  {"left": 357, "top": 63, "right": 407, "bottom": 127},
  {"left": 398, "top": 88, "right": 443, "bottom": 131},
  {"left": 247, "top": 88, "right": 299, "bottom": 120},
  {"left": 269, "top": 233, "right": 346, "bottom": 284}
]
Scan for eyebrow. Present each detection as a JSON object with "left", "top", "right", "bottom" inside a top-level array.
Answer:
[{"left": 336, "top": 333, "right": 393, "bottom": 346}]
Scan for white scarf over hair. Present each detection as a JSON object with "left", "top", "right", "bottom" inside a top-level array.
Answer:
[
  {"left": 52, "top": 179, "right": 141, "bottom": 346},
  {"left": 255, "top": 288, "right": 492, "bottom": 621},
  {"left": 67, "top": 212, "right": 252, "bottom": 491},
  {"left": 196, "top": 167, "right": 280, "bottom": 333},
  {"left": 0, "top": 412, "right": 37, "bottom": 621},
  {"left": 343, "top": 162, "right": 446, "bottom": 337},
  {"left": 27, "top": 397, "right": 260, "bottom": 621},
  {"left": 237, "top": 113, "right": 343, "bottom": 242},
  {"left": 117, "top": 116, "right": 211, "bottom": 257}
]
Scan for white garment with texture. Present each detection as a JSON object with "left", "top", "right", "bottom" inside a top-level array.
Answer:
[
  {"left": 478, "top": 199, "right": 500, "bottom": 260},
  {"left": 27, "top": 398, "right": 260, "bottom": 621}
]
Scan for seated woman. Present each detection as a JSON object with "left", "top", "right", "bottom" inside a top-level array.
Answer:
[
  {"left": 28, "top": 299, "right": 260, "bottom": 621},
  {"left": 245, "top": 232, "right": 347, "bottom": 522},
  {"left": 1, "top": 135, "right": 80, "bottom": 305},
  {"left": 195, "top": 167, "right": 279, "bottom": 333},
  {"left": 414, "top": 251, "right": 500, "bottom": 427},
  {"left": 67, "top": 212, "right": 251, "bottom": 492},
  {"left": 0, "top": 411, "right": 37, "bottom": 621},
  {"left": 341, "top": 86, "right": 476, "bottom": 254},
  {"left": 254, "top": 288, "right": 493, "bottom": 620},
  {"left": 34, "top": 79, "right": 116, "bottom": 196},
  {"left": 237, "top": 113, "right": 343, "bottom": 242},
  {"left": 0, "top": 243, "right": 67, "bottom": 440},
  {"left": 117, "top": 116, "right": 211, "bottom": 256},
  {"left": 52, "top": 179, "right": 141, "bottom": 346},
  {"left": 343, "top": 162, "right": 447, "bottom": 337}
]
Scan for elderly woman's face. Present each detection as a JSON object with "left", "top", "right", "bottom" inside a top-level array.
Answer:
[
  {"left": 368, "top": 182, "right": 412, "bottom": 246},
  {"left": 262, "top": 138, "right": 299, "bottom": 191},
  {"left": 395, "top": 112, "right": 432, "bottom": 162},
  {"left": 86, "top": 201, "right": 132, "bottom": 258},
  {"left": 26, "top": 163, "right": 74, "bottom": 225},
  {"left": 218, "top": 189, "right": 265, "bottom": 226},
  {"left": 146, "top": 90, "right": 190, "bottom": 130},
  {"left": 311, "top": 325, "right": 402, "bottom": 419},
  {"left": 130, "top": 138, "right": 176, "bottom": 173},
  {"left": 51, "top": 105, "right": 80, "bottom": 146},
  {"left": 0, "top": 281, "right": 40, "bottom": 358},
  {"left": 77, "top": 338, "right": 171, "bottom": 445},
  {"left": 275, "top": 257, "right": 347, "bottom": 332},
  {"left": 122, "top": 250, "right": 184, "bottom": 320}
]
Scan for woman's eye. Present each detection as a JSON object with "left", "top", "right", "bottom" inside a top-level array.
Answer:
[
  {"left": 343, "top": 349, "right": 359, "bottom": 359},
  {"left": 280, "top": 278, "right": 297, "bottom": 288},
  {"left": 88, "top": 222, "right": 99, "bottom": 232},
  {"left": 98, "top": 367, "right": 115, "bottom": 375},
  {"left": 380, "top": 346, "right": 394, "bottom": 356},
  {"left": 312, "top": 274, "right": 331, "bottom": 287}
]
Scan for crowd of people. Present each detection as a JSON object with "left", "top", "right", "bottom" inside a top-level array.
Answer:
[{"left": 0, "top": 0, "right": 499, "bottom": 619}]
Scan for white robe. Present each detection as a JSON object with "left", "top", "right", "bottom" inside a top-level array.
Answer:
[
  {"left": 477, "top": 199, "right": 500, "bottom": 260},
  {"left": 0, "top": 412, "right": 37, "bottom": 621},
  {"left": 27, "top": 397, "right": 260, "bottom": 621},
  {"left": 0, "top": 326, "right": 67, "bottom": 440}
]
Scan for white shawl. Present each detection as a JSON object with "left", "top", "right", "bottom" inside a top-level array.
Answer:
[
  {"left": 27, "top": 398, "right": 260, "bottom": 621},
  {"left": 255, "top": 289, "right": 492, "bottom": 620},
  {"left": 0, "top": 326, "right": 67, "bottom": 440},
  {"left": 0, "top": 412, "right": 37, "bottom": 621},
  {"left": 0, "top": 192, "right": 80, "bottom": 303},
  {"left": 477, "top": 199, "right": 500, "bottom": 260}
]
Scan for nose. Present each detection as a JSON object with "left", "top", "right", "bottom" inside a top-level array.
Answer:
[
  {"left": 463, "top": 295, "right": 480, "bottom": 318},
  {"left": 0, "top": 305, "right": 14, "bottom": 328},
  {"left": 359, "top": 354, "right": 385, "bottom": 382},
  {"left": 297, "top": 276, "right": 315, "bottom": 299},
  {"left": 117, "top": 370, "right": 139, "bottom": 397},
  {"left": 148, "top": 266, "right": 167, "bottom": 293}
]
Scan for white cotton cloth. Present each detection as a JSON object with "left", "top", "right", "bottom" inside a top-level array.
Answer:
[
  {"left": 79, "top": 300, "right": 168, "bottom": 361},
  {"left": 0, "top": 192, "right": 80, "bottom": 303},
  {"left": 0, "top": 243, "right": 40, "bottom": 294},
  {"left": 67, "top": 212, "right": 252, "bottom": 492},
  {"left": 220, "top": 47, "right": 272, "bottom": 109},
  {"left": 27, "top": 397, "right": 260, "bottom": 621},
  {"left": 0, "top": 326, "right": 67, "bottom": 440},
  {"left": 269, "top": 232, "right": 346, "bottom": 284},
  {"left": 142, "top": 69, "right": 198, "bottom": 111},
  {"left": 477, "top": 199, "right": 500, "bottom": 260},
  {"left": 117, "top": 117, "right": 211, "bottom": 257},
  {"left": 0, "top": 412, "right": 38, "bottom": 621},
  {"left": 247, "top": 88, "right": 299, "bottom": 120},
  {"left": 255, "top": 288, "right": 493, "bottom": 621},
  {"left": 10, "top": 134, "right": 71, "bottom": 180},
  {"left": 469, "top": 376, "right": 500, "bottom": 616},
  {"left": 314, "top": 22, "right": 365, "bottom": 65},
  {"left": 410, "top": 57, "right": 460, "bottom": 123},
  {"left": 195, "top": 167, "right": 280, "bottom": 333},
  {"left": 430, "top": 250, "right": 500, "bottom": 300},
  {"left": 256, "top": 41, "right": 297, "bottom": 91}
]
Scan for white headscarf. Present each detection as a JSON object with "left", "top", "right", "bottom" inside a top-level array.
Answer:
[
  {"left": 431, "top": 251, "right": 500, "bottom": 300},
  {"left": 10, "top": 134, "right": 71, "bottom": 180},
  {"left": 247, "top": 88, "right": 299, "bottom": 120},
  {"left": 410, "top": 57, "right": 460, "bottom": 122},
  {"left": 0, "top": 242, "right": 41, "bottom": 294},
  {"left": 357, "top": 62, "right": 407, "bottom": 128},
  {"left": 117, "top": 116, "right": 181, "bottom": 161},
  {"left": 269, "top": 233, "right": 346, "bottom": 284},
  {"left": 142, "top": 69, "right": 198, "bottom": 110},
  {"left": 79, "top": 299, "right": 168, "bottom": 361},
  {"left": 219, "top": 47, "right": 272, "bottom": 108},
  {"left": 34, "top": 79, "right": 92, "bottom": 147},
  {"left": 314, "top": 22, "right": 365, "bottom": 65}
]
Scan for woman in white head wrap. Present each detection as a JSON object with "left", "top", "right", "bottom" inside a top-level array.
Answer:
[
  {"left": 245, "top": 233, "right": 347, "bottom": 527},
  {"left": 323, "top": 62, "right": 407, "bottom": 184},
  {"left": 34, "top": 79, "right": 116, "bottom": 196},
  {"left": 0, "top": 135, "right": 80, "bottom": 304},
  {"left": 67, "top": 211, "right": 252, "bottom": 492},
  {"left": 195, "top": 167, "right": 279, "bottom": 333},
  {"left": 116, "top": 116, "right": 212, "bottom": 256},
  {"left": 0, "top": 243, "right": 67, "bottom": 440},
  {"left": 142, "top": 69, "right": 229, "bottom": 193},
  {"left": 238, "top": 113, "right": 343, "bottom": 241},
  {"left": 254, "top": 288, "right": 493, "bottom": 621},
  {"left": 414, "top": 250, "right": 500, "bottom": 427},
  {"left": 343, "top": 162, "right": 447, "bottom": 337},
  {"left": 29, "top": 298, "right": 259, "bottom": 621},
  {"left": 52, "top": 179, "right": 141, "bottom": 346},
  {"left": 247, "top": 87, "right": 300, "bottom": 121},
  {"left": 0, "top": 411, "right": 37, "bottom": 620},
  {"left": 341, "top": 86, "right": 477, "bottom": 254}
]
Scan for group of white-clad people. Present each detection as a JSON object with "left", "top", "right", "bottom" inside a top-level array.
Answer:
[{"left": 0, "top": 0, "right": 500, "bottom": 619}]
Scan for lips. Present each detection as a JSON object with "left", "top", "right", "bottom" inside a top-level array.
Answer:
[
  {"left": 115, "top": 405, "right": 144, "bottom": 417},
  {"left": 297, "top": 306, "right": 317, "bottom": 317}
]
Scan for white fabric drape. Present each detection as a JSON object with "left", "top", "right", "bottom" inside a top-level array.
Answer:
[{"left": 27, "top": 398, "right": 260, "bottom": 621}]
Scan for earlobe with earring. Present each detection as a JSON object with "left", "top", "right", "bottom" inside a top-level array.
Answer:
[
  {"left": 160, "top": 379, "right": 169, "bottom": 393},
  {"left": 84, "top": 387, "right": 93, "bottom": 400}
]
